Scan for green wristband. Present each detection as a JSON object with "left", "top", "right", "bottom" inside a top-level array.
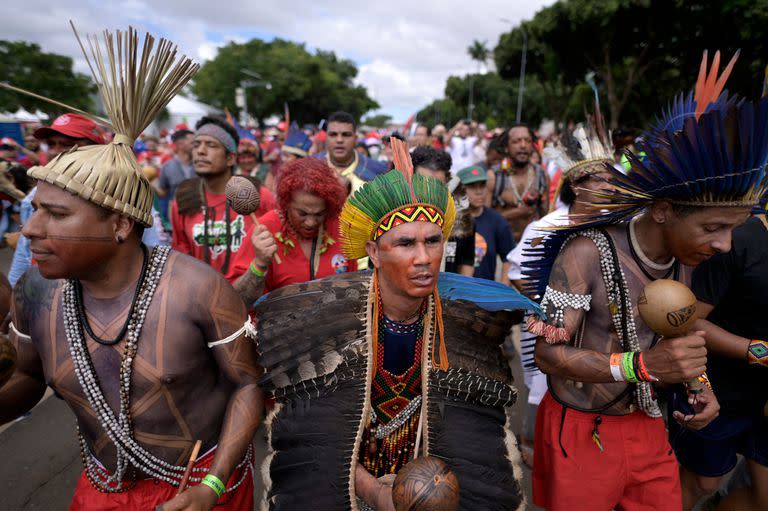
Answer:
[
  {"left": 201, "top": 473, "right": 225, "bottom": 498},
  {"left": 622, "top": 352, "right": 638, "bottom": 383},
  {"left": 250, "top": 261, "right": 267, "bottom": 278}
]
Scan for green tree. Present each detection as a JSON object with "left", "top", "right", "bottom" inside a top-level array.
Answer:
[
  {"left": 494, "top": 0, "right": 768, "bottom": 129},
  {"left": 418, "top": 73, "right": 549, "bottom": 129},
  {"left": 0, "top": 41, "right": 94, "bottom": 113},
  {"left": 467, "top": 40, "right": 491, "bottom": 72},
  {"left": 362, "top": 113, "right": 392, "bottom": 127},
  {"left": 191, "top": 39, "right": 378, "bottom": 124},
  {"left": 416, "top": 98, "right": 463, "bottom": 128}
]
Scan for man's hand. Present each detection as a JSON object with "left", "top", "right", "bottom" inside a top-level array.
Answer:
[
  {"left": 355, "top": 463, "right": 395, "bottom": 511},
  {"left": 643, "top": 331, "right": 707, "bottom": 384},
  {"left": 250, "top": 224, "right": 277, "bottom": 267},
  {"left": 156, "top": 484, "right": 218, "bottom": 511},
  {"left": 672, "top": 385, "right": 720, "bottom": 430}
]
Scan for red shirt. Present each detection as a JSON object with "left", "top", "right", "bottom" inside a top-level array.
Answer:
[
  {"left": 170, "top": 185, "right": 276, "bottom": 283},
  {"left": 255, "top": 210, "right": 357, "bottom": 292}
]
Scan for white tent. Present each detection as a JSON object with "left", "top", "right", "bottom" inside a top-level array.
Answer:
[
  {"left": 34, "top": 109, "right": 49, "bottom": 121},
  {"left": 13, "top": 107, "right": 40, "bottom": 122}
]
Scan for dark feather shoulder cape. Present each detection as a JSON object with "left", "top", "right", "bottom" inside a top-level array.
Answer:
[{"left": 256, "top": 272, "right": 536, "bottom": 511}]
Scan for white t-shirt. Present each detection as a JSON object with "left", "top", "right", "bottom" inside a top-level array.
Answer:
[
  {"left": 506, "top": 206, "right": 570, "bottom": 281},
  {"left": 448, "top": 136, "right": 478, "bottom": 171}
]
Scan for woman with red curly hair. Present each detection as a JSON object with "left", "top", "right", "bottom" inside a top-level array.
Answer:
[{"left": 233, "top": 157, "right": 356, "bottom": 303}]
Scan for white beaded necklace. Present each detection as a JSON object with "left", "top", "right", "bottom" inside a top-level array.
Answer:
[
  {"left": 565, "top": 229, "right": 661, "bottom": 418},
  {"left": 67, "top": 245, "right": 252, "bottom": 493},
  {"left": 629, "top": 217, "right": 675, "bottom": 271}
]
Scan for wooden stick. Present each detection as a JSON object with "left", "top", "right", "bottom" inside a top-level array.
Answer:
[
  {"left": 177, "top": 439, "right": 202, "bottom": 495},
  {"left": 251, "top": 212, "right": 282, "bottom": 264}
]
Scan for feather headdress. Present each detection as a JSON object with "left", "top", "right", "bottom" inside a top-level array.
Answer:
[
  {"left": 339, "top": 137, "right": 455, "bottom": 259},
  {"left": 1, "top": 22, "right": 199, "bottom": 226},
  {"left": 588, "top": 50, "right": 768, "bottom": 221},
  {"left": 523, "top": 50, "right": 768, "bottom": 297}
]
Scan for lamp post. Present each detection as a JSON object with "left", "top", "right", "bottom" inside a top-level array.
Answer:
[
  {"left": 236, "top": 69, "right": 272, "bottom": 126},
  {"left": 500, "top": 18, "right": 527, "bottom": 123}
]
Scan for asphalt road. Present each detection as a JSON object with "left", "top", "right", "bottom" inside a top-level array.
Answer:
[{"left": 0, "top": 245, "right": 538, "bottom": 510}]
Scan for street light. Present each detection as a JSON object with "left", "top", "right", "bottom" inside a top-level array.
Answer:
[
  {"left": 500, "top": 18, "right": 527, "bottom": 123},
  {"left": 236, "top": 69, "right": 272, "bottom": 126}
]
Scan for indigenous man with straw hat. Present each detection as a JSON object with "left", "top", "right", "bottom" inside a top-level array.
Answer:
[
  {"left": 254, "top": 137, "right": 539, "bottom": 510},
  {"left": 525, "top": 51, "right": 768, "bottom": 510},
  {"left": 0, "top": 24, "right": 262, "bottom": 511}
]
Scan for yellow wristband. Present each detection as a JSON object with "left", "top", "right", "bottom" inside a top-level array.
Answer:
[{"left": 201, "top": 473, "right": 225, "bottom": 498}]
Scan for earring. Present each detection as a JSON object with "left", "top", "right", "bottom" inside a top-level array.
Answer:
[{"left": 116, "top": 235, "right": 124, "bottom": 244}]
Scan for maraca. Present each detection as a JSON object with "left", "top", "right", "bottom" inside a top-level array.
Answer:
[
  {"left": 637, "top": 279, "right": 702, "bottom": 393},
  {"left": 224, "top": 176, "right": 281, "bottom": 264},
  {"left": 391, "top": 456, "right": 460, "bottom": 511},
  {"left": 0, "top": 334, "right": 17, "bottom": 389}
]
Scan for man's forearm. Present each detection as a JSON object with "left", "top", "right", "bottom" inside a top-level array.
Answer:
[
  {"left": 500, "top": 206, "right": 533, "bottom": 222},
  {"left": 233, "top": 266, "right": 266, "bottom": 306},
  {"left": 535, "top": 340, "right": 615, "bottom": 383},
  {"left": 694, "top": 318, "right": 750, "bottom": 360},
  {"left": 207, "top": 383, "right": 263, "bottom": 482}
]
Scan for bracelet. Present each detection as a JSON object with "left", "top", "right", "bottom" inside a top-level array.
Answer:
[
  {"left": 609, "top": 353, "right": 624, "bottom": 382},
  {"left": 249, "top": 261, "right": 267, "bottom": 278},
  {"left": 201, "top": 473, "right": 225, "bottom": 498},
  {"left": 747, "top": 339, "right": 768, "bottom": 367},
  {"left": 635, "top": 352, "right": 657, "bottom": 382},
  {"left": 621, "top": 352, "right": 639, "bottom": 383},
  {"left": 695, "top": 372, "right": 713, "bottom": 392}
]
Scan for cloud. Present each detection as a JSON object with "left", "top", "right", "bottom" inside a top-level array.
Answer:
[{"left": 0, "top": 0, "right": 554, "bottom": 121}]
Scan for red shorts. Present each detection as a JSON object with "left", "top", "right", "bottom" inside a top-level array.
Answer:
[
  {"left": 68, "top": 447, "right": 253, "bottom": 510},
  {"left": 533, "top": 392, "right": 681, "bottom": 511}
]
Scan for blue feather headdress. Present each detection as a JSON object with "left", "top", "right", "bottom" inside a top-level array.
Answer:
[{"left": 523, "top": 50, "right": 768, "bottom": 297}]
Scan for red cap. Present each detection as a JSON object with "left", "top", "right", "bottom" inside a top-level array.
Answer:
[
  {"left": 33, "top": 113, "right": 105, "bottom": 144},
  {"left": 315, "top": 130, "right": 326, "bottom": 142},
  {"left": 0, "top": 137, "right": 17, "bottom": 147},
  {"left": 277, "top": 121, "right": 288, "bottom": 132}
]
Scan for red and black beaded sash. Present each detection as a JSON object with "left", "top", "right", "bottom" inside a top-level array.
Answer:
[{"left": 360, "top": 300, "right": 425, "bottom": 477}]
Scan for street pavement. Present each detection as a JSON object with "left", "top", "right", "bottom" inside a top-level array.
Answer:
[{"left": 0, "top": 245, "right": 538, "bottom": 510}]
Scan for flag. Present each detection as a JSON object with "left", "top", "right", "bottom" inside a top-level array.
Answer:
[{"left": 225, "top": 108, "right": 256, "bottom": 141}]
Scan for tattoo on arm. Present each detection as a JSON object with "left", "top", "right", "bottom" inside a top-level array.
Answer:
[
  {"left": 233, "top": 268, "right": 266, "bottom": 308},
  {"left": 0, "top": 270, "right": 51, "bottom": 423},
  {"left": 535, "top": 237, "right": 615, "bottom": 382}
]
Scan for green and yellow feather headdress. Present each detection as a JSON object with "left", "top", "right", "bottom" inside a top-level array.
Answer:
[{"left": 339, "top": 137, "right": 456, "bottom": 259}]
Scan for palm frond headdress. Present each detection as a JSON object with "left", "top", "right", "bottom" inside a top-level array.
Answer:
[
  {"left": 339, "top": 137, "right": 456, "bottom": 258},
  {"left": 1, "top": 22, "right": 199, "bottom": 226}
]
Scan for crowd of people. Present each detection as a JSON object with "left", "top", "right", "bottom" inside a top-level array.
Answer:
[{"left": 0, "top": 23, "right": 765, "bottom": 511}]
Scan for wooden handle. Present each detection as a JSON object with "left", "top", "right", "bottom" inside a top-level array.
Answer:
[{"left": 177, "top": 440, "right": 202, "bottom": 495}]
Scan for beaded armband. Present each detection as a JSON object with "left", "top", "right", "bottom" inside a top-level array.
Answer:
[
  {"left": 747, "top": 339, "right": 768, "bottom": 367},
  {"left": 527, "top": 286, "right": 592, "bottom": 344}
]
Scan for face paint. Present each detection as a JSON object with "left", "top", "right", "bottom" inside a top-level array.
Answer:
[{"left": 373, "top": 221, "right": 443, "bottom": 299}]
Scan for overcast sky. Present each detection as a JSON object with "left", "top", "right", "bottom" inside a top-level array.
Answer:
[{"left": 2, "top": 0, "right": 555, "bottom": 122}]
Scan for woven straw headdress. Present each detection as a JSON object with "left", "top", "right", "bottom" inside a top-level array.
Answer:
[
  {"left": 339, "top": 137, "right": 456, "bottom": 259},
  {"left": 1, "top": 22, "right": 199, "bottom": 226}
]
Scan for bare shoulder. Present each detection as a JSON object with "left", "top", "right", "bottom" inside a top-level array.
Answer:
[
  {"left": 12, "top": 267, "right": 60, "bottom": 331},
  {"left": 549, "top": 234, "right": 603, "bottom": 293},
  {"left": 163, "top": 250, "right": 247, "bottom": 332}
]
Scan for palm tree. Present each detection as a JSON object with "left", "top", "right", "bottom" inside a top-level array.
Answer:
[{"left": 467, "top": 40, "right": 491, "bottom": 73}]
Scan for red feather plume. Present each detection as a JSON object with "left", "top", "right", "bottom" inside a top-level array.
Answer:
[
  {"left": 390, "top": 136, "right": 417, "bottom": 202},
  {"left": 694, "top": 50, "right": 740, "bottom": 119}
]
